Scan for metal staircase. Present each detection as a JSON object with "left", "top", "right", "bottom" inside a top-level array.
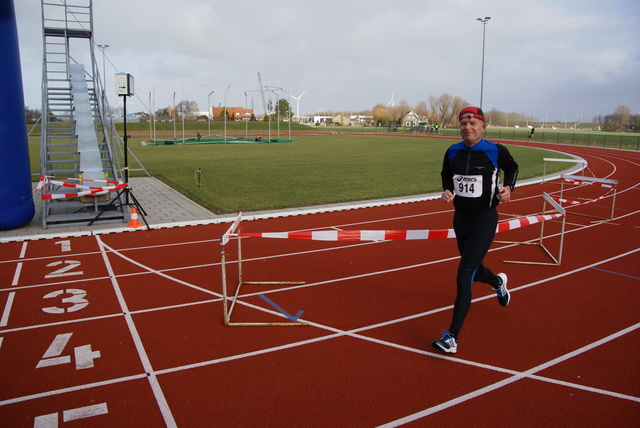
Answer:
[{"left": 40, "top": 0, "right": 126, "bottom": 228}]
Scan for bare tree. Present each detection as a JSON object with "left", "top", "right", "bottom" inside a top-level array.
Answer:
[
  {"left": 175, "top": 100, "right": 199, "bottom": 118},
  {"left": 414, "top": 100, "right": 429, "bottom": 122},
  {"left": 601, "top": 105, "right": 631, "bottom": 131},
  {"left": 24, "top": 107, "right": 41, "bottom": 124},
  {"left": 372, "top": 93, "right": 469, "bottom": 127},
  {"left": 612, "top": 105, "right": 631, "bottom": 130},
  {"left": 392, "top": 98, "right": 411, "bottom": 121},
  {"left": 427, "top": 93, "right": 468, "bottom": 127},
  {"left": 451, "top": 96, "right": 468, "bottom": 123},
  {"left": 486, "top": 108, "right": 505, "bottom": 126}
]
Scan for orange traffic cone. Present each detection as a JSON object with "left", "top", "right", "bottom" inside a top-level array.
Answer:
[{"left": 127, "top": 206, "right": 142, "bottom": 228}]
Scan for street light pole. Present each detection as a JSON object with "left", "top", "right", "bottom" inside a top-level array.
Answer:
[
  {"left": 208, "top": 90, "right": 214, "bottom": 136},
  {"left": 97, "top": 44, "right": 109, "bottom": 122},
  {"left": 476, "top": 17, "right": 491, "bottom": 109}
]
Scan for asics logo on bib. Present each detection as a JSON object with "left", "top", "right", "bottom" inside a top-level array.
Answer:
[{"left": 456, "top": 176, "right": 478, "bottom": 183}]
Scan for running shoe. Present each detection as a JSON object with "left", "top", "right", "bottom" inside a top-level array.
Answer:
[
  {"left": 431, "top": 330, "right": 458, "bottom": 354},
  {"left": 494, "top": 273, "right": 510, "bottom": 307}
]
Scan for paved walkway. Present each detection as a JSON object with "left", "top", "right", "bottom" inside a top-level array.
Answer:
[{"left": 0, "top": 177, "right": 225, "bottom": 242}]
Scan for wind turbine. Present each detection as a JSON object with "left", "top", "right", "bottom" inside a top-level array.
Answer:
[
  {"left": 289, "top": 91, "right": 306, "bottom": 120},
  {"left": 386, "top": 90, "right": 396, "bottom": 107}
]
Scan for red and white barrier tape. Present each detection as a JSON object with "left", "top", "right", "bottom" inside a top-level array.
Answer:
[
  {"left": 38, "top": 175, "right": 123, "bottom": 185},
  {"left": 36, "top": 175, "right": 127, "bottom": 200},
  {"left": 494, "top": 213, "right": 563, "bottom": 233},
  {"left": 553, "top": 195, "right": 605, "bottom": 206},
  {"left": 564, "top": 178, "right": 616, "bottom": 189},
  {"left": 40, "top": 183, "right": 127, "bottom": 200},
  {"left": 36, "top": 175, "right": 124, "bottom": 190},
  {"left": 552, "top": 186, "right": 615, "bottom": 207},
  {"left": 234, "top": 213, "right": 564, "bottom": 242}
]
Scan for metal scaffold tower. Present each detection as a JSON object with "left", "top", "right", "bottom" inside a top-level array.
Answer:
[{"left": 39, "top": 0, "right": 138, "bottom": 228}]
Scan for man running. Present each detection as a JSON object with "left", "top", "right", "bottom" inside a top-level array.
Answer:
[{"left": 432, "top": 106, "right": 519, "bottom": 354}]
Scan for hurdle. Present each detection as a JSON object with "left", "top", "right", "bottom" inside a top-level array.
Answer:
[
  {"left": 558, "top": 174, "right": 618, "bottom": 223},
  {"left": 542, "top": 157, "right": 586, "bottom": 183},
  {"left": 219, "top": 213, "right": 306, "bottom": 327},
  {"left": 495, "top": 192, "right": 567, "bottom": 266}
]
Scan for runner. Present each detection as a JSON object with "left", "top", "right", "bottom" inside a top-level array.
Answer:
[{"left": 432, "top": 106, "right": 519, "bottom": 354}]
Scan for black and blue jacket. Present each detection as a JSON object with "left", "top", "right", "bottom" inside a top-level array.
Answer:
[{"left": 441, "top": 139, "right": 519, "bottom": 215}]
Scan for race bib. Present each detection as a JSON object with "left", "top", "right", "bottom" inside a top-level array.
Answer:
[{"left": 454, "top": 174, "right": 483, "bottom": 198}]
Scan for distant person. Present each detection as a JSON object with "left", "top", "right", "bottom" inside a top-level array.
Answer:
[
  {"left": 529, "top": 127, "right": 535, "bottom": 139},
  {"left": 197, "top": 131, "right": 202, "bottom": 141},
  {"left": 432, "top": 106, "right": 519, "bottom": 354}
]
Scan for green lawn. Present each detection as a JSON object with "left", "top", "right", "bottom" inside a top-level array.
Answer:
[
  {"left": 29, "top": 125, "right": 576, "bottom": 214},
  {"left": 127, "top": 134, "right": 572, "bottom": 213}
]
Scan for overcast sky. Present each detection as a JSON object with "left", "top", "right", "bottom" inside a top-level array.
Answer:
[{"left": 14, "top": 0, "right": 640, "bottom": 123}]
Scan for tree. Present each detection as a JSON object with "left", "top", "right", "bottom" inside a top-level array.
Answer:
[
  {"left": 372, "top": 104, "right": 394, "bottom": 126},
  {"left": 612, "top": 105, "right": 631, "bottom": 130},
  {"left": 175, "top": 100, "right": 199, "bottom": 119},
  {"left": 414, "top": 101, "right": 429, "bottom": 122},
  {"left": 220, "top": 108, "right": 232, "bottom": 121},
  {"left": 602, "top": 105, "right": 631, "bottom": 131},
  {"left": 273, "top": 98, "right": 293, "bottom": 119},
  {"left": 485, "top": 108, "right": 506, "bottom": 126},
  {"left": 155, "top": 107, "right": 172, "bottom": 118},
  {"left": 427, "top": 93, "right": 468, "bottom": 127},
  {"left": 24, "top": 107, "right": 41, "bottom": 124},
  {"left": 390, "top": 98, "right": 410, "bottom": 122}
]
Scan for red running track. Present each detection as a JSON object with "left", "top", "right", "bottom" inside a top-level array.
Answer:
[{"left": 0, "top": 143, "right": 639, "bottom": 427}]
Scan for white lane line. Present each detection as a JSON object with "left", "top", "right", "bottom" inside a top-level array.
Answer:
[
  {"left": 95, "top": 235, "right": 177, "bottom": 428},
  {"left": 377, "top": 323, "right": 640, "bottom": 427}
]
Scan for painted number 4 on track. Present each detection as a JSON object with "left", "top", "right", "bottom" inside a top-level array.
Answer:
[{"left": 36, "top": 332, "right": 101, "bottom": 370}]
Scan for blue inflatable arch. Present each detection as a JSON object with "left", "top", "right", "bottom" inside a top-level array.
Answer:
[{"left": 0, "top": 0, "right": 35, "bottom": 230}]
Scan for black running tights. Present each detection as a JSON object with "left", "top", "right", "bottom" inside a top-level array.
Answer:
[{"left": 448, "top": 208, "right": 499, "bottom": 338}]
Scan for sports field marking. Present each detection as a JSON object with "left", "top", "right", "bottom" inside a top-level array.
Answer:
[
  {"left": 34, "top": 402, "right": 110, "bottom": 426},
  {"left": 0, "top": 313, "right": 123, "bottom": 335},
  {"left": 224, "top": 208, "right": 640, "bottom": 301},
  {"left": 0, "top": 293, "right": 15, "bottom": 327},
  {"left": 150, "top": 246, "right": 639, "bottom": 383},
  {"left": 135, "top": 250, "right": 640, "bottom": 427},
  {"left": 1, "top": 242, "right": 28, "bottom": 327},
  {"left": 377, "top": 322, "right": 640, "bottom": 427},
  {"left": 1, "top": 218, "right": 635, "bottom": 421},
  {"left": 58, "top": 207, "right": 635, "bottom": 341},
  {"left": 95, "top": 235, "right": 177, "bottom": 428},
  {"left": 1, "top": 276, "right": 109, "bottom": 293},
  {"left": 1, "top": 147, "right": 636, "bottom": 425},
  {"left": 10, "top": 242, "right": 27, "bottom": 285},
  {"left": 89, "top": 182, "right": 631, "bottom": 301},
  {"left": 258, "top": 293, "right": 304, "bottom": 322},
  {"left": 0, "top": 373, "right": 147, "bottom": 406},
  {"left": 95, "top": 237, "right": 218, "bottom": 254},
  {"left": 589, "top": 267, "right": 640, "bottom": 280},
  {"left": 98, "top": 240, "right": 221, "bottom": 297},
  {"left": 0, "top": 250, "right": 103, "bottom": 265}
]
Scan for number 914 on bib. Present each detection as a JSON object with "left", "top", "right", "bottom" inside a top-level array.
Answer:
[{"left": 453, "top": 174, "right": 483, "bottom": 198}]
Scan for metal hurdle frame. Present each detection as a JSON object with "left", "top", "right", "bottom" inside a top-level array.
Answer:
[
  {"left": 559, "top": 174, "right": 618, "bottom": 223},
  {"left": 542, "top": 158, "right": 586, "bottom": 183},
  {"left": 495, "top": 192, "right": 567, "bottom": 266},
  {"left": 220, "top": 213, "right": 306, "bottom": 327}
]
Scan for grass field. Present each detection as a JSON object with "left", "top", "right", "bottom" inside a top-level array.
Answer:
[{"left": 29, "top": 123, "right": 582, "bottom": 214}]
